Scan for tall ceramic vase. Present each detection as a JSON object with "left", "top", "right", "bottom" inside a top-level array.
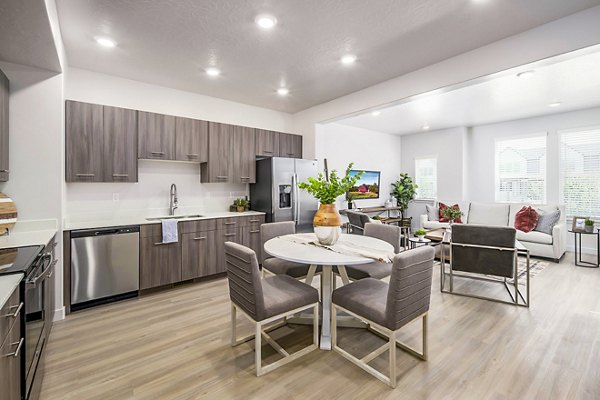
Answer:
[{"left": 313, "top": 203, "right": 342, "bottom": 245}]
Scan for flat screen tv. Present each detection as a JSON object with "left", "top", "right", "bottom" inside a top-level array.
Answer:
[{"left": 347, "top": 170, "right": 380, "bottom": 200}]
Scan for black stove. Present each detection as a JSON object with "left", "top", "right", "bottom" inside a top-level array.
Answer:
[{"left": 0, "top": 245, "right": 44, "bottom": 275}]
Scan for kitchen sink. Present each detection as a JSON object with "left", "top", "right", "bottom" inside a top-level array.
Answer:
[{"left": 145, "top": 214, "right": 204, "bottom": 221}]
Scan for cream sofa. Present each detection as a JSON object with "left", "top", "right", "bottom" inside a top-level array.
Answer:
[{"left": 420, "top": 202, "right": 566, "bottom": 262}]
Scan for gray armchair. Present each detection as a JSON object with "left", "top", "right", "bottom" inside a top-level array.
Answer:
[
  {"left": 331, "top": 246, "right": 435, "bottom": 388},
  {"left": 346, "top": 210, "right": 372, "bottom": 234},
  {"left": 443, "top": 224, "right": 529, "bottom": 306},
  {"left": 224, "top": 242, "right": 319, "bottom": 376}
]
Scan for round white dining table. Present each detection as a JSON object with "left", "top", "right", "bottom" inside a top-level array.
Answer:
[{"left": 264, "top": 233, "right": 394, "bottom": 350}]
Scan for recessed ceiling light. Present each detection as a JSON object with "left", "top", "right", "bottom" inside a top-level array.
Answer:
[
  {"left": 205, "top": 67, "right": 221, "bottom": 77},
  {"left": 549, "top": 102, "right": 562, "bottom": 107},
  {"left": 255, "top": 15, "right": 277, "bottom": 29},
  {"left": 341, "top": 54, "right": 357, "bottom": 65},
  {"left": 422, "top": 125, "right": 430, "bottom": 131},
  {"left": 277, "top": 87, "right": 289, "bottom": 96},
  {"left": 371, "top": 111, "right": 381, "bottom": 117},
  {"left": 95, "top": 37, "right": 116, "bottom": 48},
  {"left": 517, "top": 70, "right": 535, "bottom": 79}
]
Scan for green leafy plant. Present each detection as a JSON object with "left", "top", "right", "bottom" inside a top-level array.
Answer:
[
  {"left": 585, "top": 218, "right": 594, "bottom": 226},
  {"left": 391, "top": 173, "right": 418, "bottom": 219},
  {"left": 414, "top": 229, "right": 427, "bottom": 236},
  {"left": 298, "top": 163, "right": 364, "bottom": 204},
  {"left": 441, "top": 207, "right": 463, "bottom": 222},
  {"left": 233, "top": 198, "right": 248, "bottom": 207}
]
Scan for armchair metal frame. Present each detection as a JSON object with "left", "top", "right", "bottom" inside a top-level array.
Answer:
[{"left": 440, "top": 241, "right": 530, "bottom": 307}]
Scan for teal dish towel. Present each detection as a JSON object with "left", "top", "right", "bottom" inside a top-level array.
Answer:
[{"left": 161, "top": 219, "right": 178, "bottom": 243}]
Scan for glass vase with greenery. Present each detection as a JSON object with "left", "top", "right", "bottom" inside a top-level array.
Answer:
[{"left": 441, "top": 207, "right": 463, "bottom": 224}]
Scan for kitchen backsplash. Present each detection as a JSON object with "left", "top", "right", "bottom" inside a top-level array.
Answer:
[{"left": 65, "top": 160, "right": 248, "bottom": 220}]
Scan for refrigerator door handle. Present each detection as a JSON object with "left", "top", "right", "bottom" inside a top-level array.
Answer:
[{"left": 292, "top": 173, "right": 299, "bottom": 224}]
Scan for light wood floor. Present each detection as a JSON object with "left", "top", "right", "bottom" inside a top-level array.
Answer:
[{"left": 40, "top": 253, "right": 600, "bottom": 400}]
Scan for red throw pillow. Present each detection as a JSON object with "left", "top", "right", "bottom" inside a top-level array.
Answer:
[
  {"left": 438, "top": 203, "right": 463, "bottom": 223},
  {"left": 514, "top": 206, "right": 538, "bottom": 233}
]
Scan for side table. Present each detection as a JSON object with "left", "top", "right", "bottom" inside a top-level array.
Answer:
[
  {"left": 408, "top": 237, "right": 431, "bottom": 249},
  {"left": 569, "top": 228, "right": 599, "bottom": 268}
]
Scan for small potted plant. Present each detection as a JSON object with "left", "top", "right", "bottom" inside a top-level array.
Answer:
[
  {"left": 345, "top": 191, "right": 355, "bottom": 210},
  {"left": 585, "top": 218, "right": 595, "bottom": 233},
  {"left": 233, "top": 198, "right": 248, "bottom": 213},
  {"left": 298, "top": 162, "right": 364, "bottom": 245},
  {"left": 441, "top": 207, "right": 463, "bottom": 225},
  {"left": 414, "top": 229, "right": 427, "bottom": 241}
]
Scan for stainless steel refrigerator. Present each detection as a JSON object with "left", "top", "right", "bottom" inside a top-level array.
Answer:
[{"left": 250, "top": 157, "right": 318, "bottom": 232}]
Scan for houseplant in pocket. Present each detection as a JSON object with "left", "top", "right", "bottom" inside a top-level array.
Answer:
[
  {"left": 414, "top": 229, "right": 427, "bottom": 241},
  {"left": 391, "top": 173, "right": 418, "bottom": 227},
  {"left": 298, "top": 162, "right": 364, "bottom": 245}
]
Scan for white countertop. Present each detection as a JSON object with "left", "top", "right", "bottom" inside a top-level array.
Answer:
[
  {"left": 64, "top": 210, "right": 266, "bottom": 231},
  {"left": 0, "top": 273, "right": 22, "bottom": 309}
]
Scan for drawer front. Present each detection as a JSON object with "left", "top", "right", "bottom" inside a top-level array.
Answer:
[
  {"left": 244, "top": 215, "right": 265, "bottom": 229},
  {"left": 139, "top": 236, "right": 182, "bottom": 289},
  {"left": 216, "top": 216, "right": 249, "bottom": 230},
  {"left": 0, "top": 287, "right": 21, "bottom": 347},
  {"left": 0, "top": 319, "right": 22, "bottom": 400},
  {"left": 140, "top": 224, "right": 161, "bottom": 238},
  {"left": 179, "top": 219, "right": 217, "bottom": 234}
]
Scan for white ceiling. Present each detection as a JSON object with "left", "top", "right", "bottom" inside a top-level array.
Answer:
[
  {"left": 55, "top": 0, "right": 600, "bottom": 113},
  {"left": 336, "top": 47, "right": 600, "bottom": 134},
  {"left": 0, "top": 0, "right": 61, "bottom": 72}
]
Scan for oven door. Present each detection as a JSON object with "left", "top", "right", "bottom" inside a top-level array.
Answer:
[{"left": 24, "top": 252, "right": 52, "bottom": 396}]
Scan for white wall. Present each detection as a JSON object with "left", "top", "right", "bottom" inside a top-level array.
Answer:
[
  {"left": 293, "top": 6, "right": 600, "bottom": 160},
  {"left": 400, "top": 127, "right": 467, "bottom": 202},
  {"left": 64, "top": 68, "right": 295, "bottom": 220},
  {"left": 317, "top": 123, "right": 401, "bottom": 209}
]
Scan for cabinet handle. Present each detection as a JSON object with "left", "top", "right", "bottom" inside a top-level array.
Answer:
[
  {"left": 0, "top": 169, "right": 8, "bottom": 172},
  {"left": 240, "top": 177, "right": 250, "bottom": 180},
  {"left": 224, "top": 233, "right": 236, "bottom": 237},
  {"left": 250, "top": 230, "right": 260, "bottom": 233},
  {"left": 193, "top": 236, "right": 206, "bottom": 240},
  {"left": 263, "top": 150, "right": 273, "bottom": 154},
  {"left": 287, "top": 153, "right": 294, "bottom": 156},
  {"left": 3, "top": 302, "right": 23, "bottom": 318},
  {"left": 5, "top": 338, "right": 24, "bottom": 358},
  {"left": 153, "top": 241, "right": 175, "bottom": 245},
  {"left": 76, "top": 173, "right": 95, "bottom": 177},
  {"left": 216, "top": 176, "right": 228, "bottom": 179},
  {"left": 187, "top": 154, "right": 199, "bottom": 158},
  {"left": 249, "top": 219, "right": 260, "bottom": 222},
  {"left": 112, "top": 173, "right": 128, "bottom": 177},
  {"left": 151, "top": 151, "right": 165, "bottom": 155},
  {"left": 224, "top": 222, "right": 236, "bottom": 225}
]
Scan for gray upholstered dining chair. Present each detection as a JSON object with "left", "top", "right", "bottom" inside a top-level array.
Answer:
[
  {"left": 331, "top": 246, "right": 435, "bottom": 388},
  {"left": 346, "top": 210, "right": 372, "bottom": 234},
  {"left": 444, "top": 224, "right": 526, "bottom": 306},
  {"left": 342, "top": 223, "right": 402, "bottom": 282},
  {"left": 261, "top": 221, "right": 320, "bottom": 283},
  {"left": 224, "top": 242, "right": 319, "bottom": 376}
]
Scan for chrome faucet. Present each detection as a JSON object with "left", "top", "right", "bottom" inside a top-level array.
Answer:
[{"left": 169, "top": 183, "right": 178, "bottom": 216}]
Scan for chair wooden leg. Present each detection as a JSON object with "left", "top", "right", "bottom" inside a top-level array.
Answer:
[
  {"left": 422, "top": 314, "right": 428, "bottom": 361},
  {"left": 389, "top": 331, "right": 397, "bottom": 389},
  {"left": 255, "top": 322, "right": 262, "bottom": 376}
]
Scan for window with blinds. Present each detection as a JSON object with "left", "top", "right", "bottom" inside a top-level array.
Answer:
[
  {"left": 495, "top": 135, "right": 546, "bottom": 203},
  {"left": 415, "top": 158, "right": 437, "bottom": 199},
  {"left": 559, "top": 128, "right": 600, "bottom": 218}
]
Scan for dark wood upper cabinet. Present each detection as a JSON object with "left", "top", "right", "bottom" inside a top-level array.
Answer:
[
  {"left": 138, "top": 111, "right": 175, "bottom": 160},
  {"left": 175, "top": 117, "right": 208, "bottom": 162},
  {"left": 231, "top": 126, "right": 256, "bottom": 184},
  {"left": 0, "top": 69, "right": 8, "bottom": 182},
  {"left": 201, "top": 122, "right": 232, "bottom": 183},
  {"left": 66, "top": 101, "right": 104, "bottom": 182},
  {"left": 255, "top": 129, "right": 279, "bottom": 157},
  {"left": 103, "top": 106, "right": 138, "bottom": 182},
  {"left": 279, "top": 133, "right": 303, "bottom": 159}
]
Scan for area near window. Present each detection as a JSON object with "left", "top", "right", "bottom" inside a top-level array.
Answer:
[
  {"left": 559, "top": 127, "right": 600, "bottom": 219},
  {"left": 415, "top": 157, "right": 437, "bottom": 199},
  {"left": 495, "top": 135, "right": 547, "bottom": 204}
]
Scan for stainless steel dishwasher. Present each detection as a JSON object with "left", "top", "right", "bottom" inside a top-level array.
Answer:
[{"left": 71, "top": 225, "right": 140, "bottom": 311}]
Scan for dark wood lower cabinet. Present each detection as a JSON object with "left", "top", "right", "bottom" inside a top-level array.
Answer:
[
  {"left": 140, "top": 236, "right": 182, "bottom": 289},
  {"left": 181, "top": 230, "right": 217, "bottom": 280},
  {"left": 0, "top": 287, "right": 21, "bottom": 400}
]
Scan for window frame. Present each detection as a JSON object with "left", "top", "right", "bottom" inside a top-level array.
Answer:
[{"left": 414, "top": 156, "right": 438, "bottom": 200}]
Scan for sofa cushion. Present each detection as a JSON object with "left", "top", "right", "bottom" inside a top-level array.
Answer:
[
  {"left": 516, "top": 229, "right": 553, "bottom": 245},
  {"left": 534, "top": 208, "right": 561, "bottom": 235},
  {"left": 423, "top": 220, "right": 450, "bottom": 230},
  {"left": 439, "top": 203, "right": 463, "bottom": 223},
  {"left": 426, "top": 204, "right": 439, "bottom": 221},
  {"left": 467, "top": 202, "right": 510, "bottom": 226},
  {"left": 514, "top": 206, "right": 539, "bottom": 233}
]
